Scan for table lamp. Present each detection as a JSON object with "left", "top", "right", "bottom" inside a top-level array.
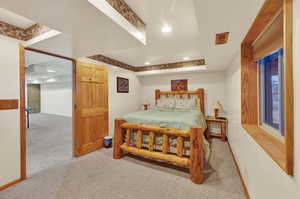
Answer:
[{"left": 212, "top": 101, "right": 222, "bottom": 118}]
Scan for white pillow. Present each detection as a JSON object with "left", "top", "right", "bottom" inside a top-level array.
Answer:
[
  {"left": 175, "top": 95, "right": 199, "bottom": 110},
  {"left": 157, "top": 95, "right": 175, "bottom": 109}
]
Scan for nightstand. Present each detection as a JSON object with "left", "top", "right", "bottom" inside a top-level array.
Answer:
[{"left": 205, "top": 117, "right": 228, "bottom": 141}]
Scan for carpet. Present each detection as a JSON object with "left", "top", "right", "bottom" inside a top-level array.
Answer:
[
  {"left": 26, "top": 113, "right": 72, "bottom": 176},
  {"left": 0, "top": 139, "right": 246, "bottom": 199}
]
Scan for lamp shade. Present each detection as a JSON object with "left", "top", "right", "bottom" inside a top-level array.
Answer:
[
  {"left": 212, "top": 101, "right": 222, "bottom": 110},
  {"left": 144, "top": 99, "right": 150, "bottom": 104}
]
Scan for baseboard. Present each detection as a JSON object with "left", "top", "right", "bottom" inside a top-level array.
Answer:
[
  {"left": 0, "top": 178, "right": 23, "bottom": 191},
  {"left": 227, "top": 142, "right": 251, "bottom": 199}
]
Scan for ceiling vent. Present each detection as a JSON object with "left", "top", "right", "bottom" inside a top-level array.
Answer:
[{"left": 215, "top": 32, "right": 230, "bottom": 45}]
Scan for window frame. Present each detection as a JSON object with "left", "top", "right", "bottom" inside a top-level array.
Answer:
[
  {"left": 258, "top": 48, "right": 284, "bottom": 135},
  {"left": 241, "top": 0, "right": 293, "bottom": 175}
]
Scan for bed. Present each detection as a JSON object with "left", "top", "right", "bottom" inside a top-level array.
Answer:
[{"left": 113, "top": 89, "right": 209, "bottom": 184}]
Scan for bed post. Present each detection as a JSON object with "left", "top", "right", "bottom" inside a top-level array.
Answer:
[
  {"left": 113, "top": 118, "right": 126, "bottom": 159},
  {"left": 155, "top": 89, "right": 160, "bottom": 105},
  {"left": 190, "top": 126, "right": 204, "bottom": 184},
  {"left": 197, "top": 88, "right": 205, "bottom": 115}
]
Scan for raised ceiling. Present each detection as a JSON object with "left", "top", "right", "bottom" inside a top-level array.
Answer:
[
  {"left": 0, "top": 8, "right": 35, "bottom": 29},
  {"left": 1, "top": 0, "right": 265, "bottom": 71}
]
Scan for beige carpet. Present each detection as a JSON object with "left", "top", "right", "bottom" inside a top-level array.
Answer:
[
  {"left": 0, "top": 139, "right": 246, "bottom": 199},
  {"left": 27, "top": 113, "right": 72, "bottom": 176}
]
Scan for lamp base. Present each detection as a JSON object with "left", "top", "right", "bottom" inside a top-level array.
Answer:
[{"left": 214, "top": 109, "right": 219, "bottom": 118}]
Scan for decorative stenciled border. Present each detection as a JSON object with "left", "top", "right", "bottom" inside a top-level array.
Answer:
[
  {"left": 105, "top": 0, "right": 146, "bottom": 34},
  {"left": 0, "top": 21, "right": 50, "bottom": 41},
  {"left": 135, "top": 59, "right": 206, "bottom": 72},
  {"left": 89, "top": 54, "right": 206, "bottom": 72},
  {"left": 88, "top": 54, "right": 136, "bottom": 71}
]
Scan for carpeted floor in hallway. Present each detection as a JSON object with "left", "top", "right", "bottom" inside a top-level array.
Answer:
[
  {"left": 27, "top": 113, "right": 73, "bottom": 176},
  {"left": 0, "top": 138, "right": 246, "bottom": 199}
]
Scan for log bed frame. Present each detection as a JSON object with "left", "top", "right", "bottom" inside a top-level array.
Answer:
[{"left": 113, "top": 89, "right": 205, "bottom": 184}]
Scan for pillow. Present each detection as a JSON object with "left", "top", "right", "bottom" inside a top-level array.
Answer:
[
  {"left": 156, "top": 95, "right": 175, "bottom": 109},
  {"left": 174, "top": 95, "right": 200, "bottom": 110}
]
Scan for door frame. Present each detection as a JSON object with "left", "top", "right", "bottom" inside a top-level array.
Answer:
[{"left": 20, "top": 46, "right": 77, "bottom": 180}]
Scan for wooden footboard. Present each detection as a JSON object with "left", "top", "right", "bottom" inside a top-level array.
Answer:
[{"left": 113, "top": 118, "right": 204, "bottom": 184}]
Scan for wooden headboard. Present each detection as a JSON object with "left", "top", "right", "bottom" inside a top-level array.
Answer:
[{"left": 155, "top": 89, "right": 205, "bottom": 115}]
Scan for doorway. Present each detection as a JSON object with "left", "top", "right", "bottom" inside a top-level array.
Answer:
[
  {"left": 24, "top": 48, "right": 74, "bottom": 176},
  {"left": 20, "top": 47, "right": 109, "bottom": 179}
]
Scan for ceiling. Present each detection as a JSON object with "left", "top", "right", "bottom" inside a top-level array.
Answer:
[
  {"left": 25, "top": 50, "right": 73, "bottom": 84},
  {"left": 1, "top": 0, "right": 264, "bottom": 71},
  {"left": 0, "top": 8, "right": 35, "bottom": 29}
]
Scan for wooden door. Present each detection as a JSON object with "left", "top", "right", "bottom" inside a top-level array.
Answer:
[
  {"left": 27, "top": 84, "right": 41, "bottom": 113},
  {"left": 74, "top": 61, "right": 108, "bottom": 157}
]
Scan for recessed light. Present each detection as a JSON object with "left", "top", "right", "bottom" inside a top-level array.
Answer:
[
  {"left": 161, "top": 25, "right": 172, "bottom": 33},
  {"left": 145, "top": 62, "right": 150, "bottom": 65},
  {"left": 46, "top": 78, "right": 56, "bottom": 83},
  {"left": 183, "top": 57, "right": 189, "bottom": 61},
  {"left": 47, "top": 69, "right": 56, "bottom": 73},
  {"left": 41, "top": 76, "right": 50, "bottom": 78}
]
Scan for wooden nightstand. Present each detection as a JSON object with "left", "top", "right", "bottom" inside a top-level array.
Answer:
[{"left": 205, "top": 117, "right": 228, "bottom": 141}]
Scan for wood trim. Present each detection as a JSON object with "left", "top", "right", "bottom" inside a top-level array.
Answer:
[
  {"left": 227, "top": 142, "right": 251, "bottom": 199},
  {"left": 24, "top": 47, "right": 76, "bottom": 62},
  {"left": 241, "top": 0, "right": 293, "bottom": 175},
  {"left": 283, "top": 0, "right": 294, "bottom": 175},
  {"left": 241, "top": 43, "right": 258, "bottom": 125},
  {"left": 0, "top": 99, "right": 18, "bottom": 110},
  {"left": 19, "top": 45, "right": 26, "bottom": 180},
  {"left": 0, "top": 178, "right": 23, "bottom": 191},
  {"left": 18, "top": 47, "right": 77, "bottom": 189},
  {"left": 242, "top": 0, "right": 283, "bottom": 44},
  {"left": 243, "top": 125, "right": 286, "bottom": 171}
]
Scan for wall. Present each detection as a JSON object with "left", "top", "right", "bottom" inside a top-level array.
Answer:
[
  {"left": 79, "top": 58, "right": 142, "bottom": 135},
  {"left": 224, "top": 1, "right": 300, "bottom": 198},
  {"left": 140, "top": 72, "right": 226, "bottom": 116},
  {"left": 40, "top": 82, "right": 73, "bottom": 117},
  {"left": 0, "top": 36, "right": 21, "bottom": 187}
]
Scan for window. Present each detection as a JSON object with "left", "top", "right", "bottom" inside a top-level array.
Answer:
[
  {"left": 241, "top": 0, "right": 293, "bottom": 175},
  {"left": 258, "top": 49, "right": 284, "bottom": 137}
]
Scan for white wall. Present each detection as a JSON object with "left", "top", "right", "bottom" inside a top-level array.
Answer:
[
  {"left": 224, "top": 1, "right": 300, "bottom": 198},
  {"left": 0, "top": 36, "right": 21, "bottom": 187},
  {"left": 41, "top": 82, "right": 73, "bottom": 117},
  {"left": 79, "top": 58, "right": 142, "bottom": 135},
  {"left": 140, "top": 72, "right": 226, "bottom": 116}
]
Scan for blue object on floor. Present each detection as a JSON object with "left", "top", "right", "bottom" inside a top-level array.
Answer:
[{"left": 104, "top": 136, "right": 113, "bottom": 148}]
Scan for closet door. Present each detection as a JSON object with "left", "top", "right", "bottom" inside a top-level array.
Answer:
[{"left": 74, "top": 61, "right": 108, "bottom": 157}]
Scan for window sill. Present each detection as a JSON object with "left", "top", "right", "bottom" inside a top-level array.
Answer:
[{"left": 242, "top": 124, "right": 288, "bottom": 174}]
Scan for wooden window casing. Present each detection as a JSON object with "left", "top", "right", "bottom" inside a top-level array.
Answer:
[{"left": 241, "top": 0, "right": 293, "bottom": 175}]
